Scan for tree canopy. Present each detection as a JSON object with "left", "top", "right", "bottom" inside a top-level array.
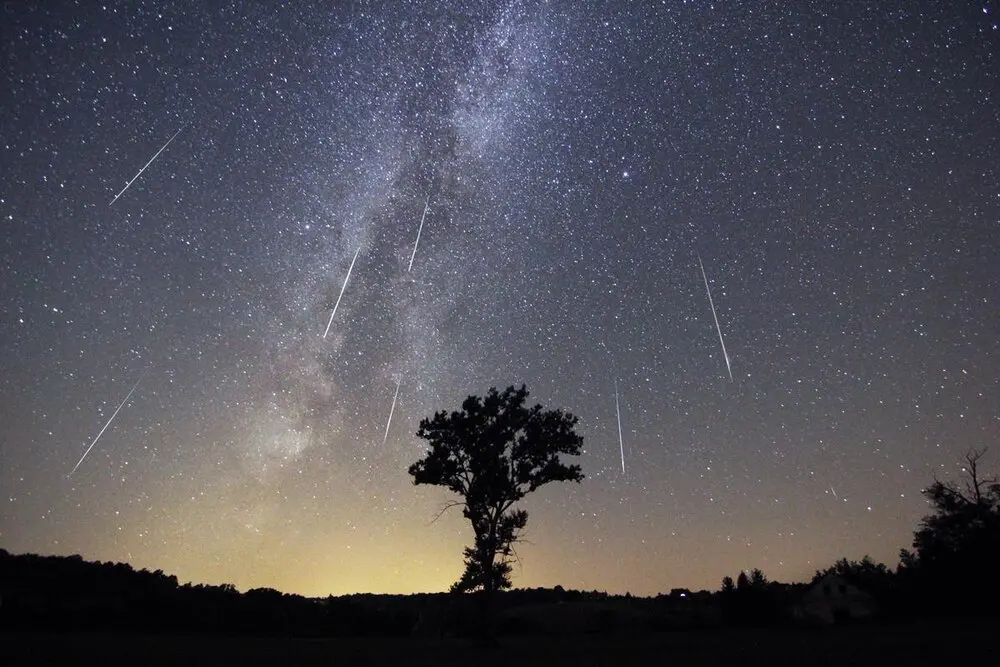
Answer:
[
  {"left": 912, "top": 449, "right": 1000, "bottom": 564},
  {"left": 899, "top": 448, "right": 1000, "bottom": 611},
  {"left": 408, "top": 384, "right": 584, "bottom": 596}
]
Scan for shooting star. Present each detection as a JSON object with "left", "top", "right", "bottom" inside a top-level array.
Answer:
[
  {"left": 382, "top": 377, "right": 402, "bottom": 445},
  {"left": 110, "top": 127, "right": 184, "bottom": 205},
  {"left": 614, "top": 379, "right": 626, "bottom": 475},
  {"left": 323, "top": 245, "right": 362, "bottom": 339},
  {"left": 698, "top": 254, "right": 733, "bottom": 381},
  {"left": 407, "top": 195, "right": 430, "bottom": 271},
  {"left": 70, "top": 373, "right": 145, "bottom": 476},
  {"left": 830, "top": 485, "right": 839, "bottom": 500}
]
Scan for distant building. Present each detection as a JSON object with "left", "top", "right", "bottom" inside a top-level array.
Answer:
[{"left": 793, "top": 574, "right": 877, "bottom": 624}]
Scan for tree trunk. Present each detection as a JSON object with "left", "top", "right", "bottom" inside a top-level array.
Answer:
[{"left": 477, "top": 524, "right": 498, "bottom": 645}]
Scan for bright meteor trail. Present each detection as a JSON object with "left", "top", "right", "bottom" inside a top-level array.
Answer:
[
  {"left": 407, "top": 195, "right": 429, "bottom": 272},
  {"left": 698, "top": 254, "right": 733, "bottom": 382},
  {"left": 323, "top": 245, "right": 362, "bottom": 339},
  {"left": 69, "top": 373, "right": 145, "bottom": 476},
  {"left": 109, "top": 127, "right": 183, "bottom": 205},
  {"left": 382, "top": 377, "right": 401, "bottom": 445},
  {"left": 614, "top": 378, "right": 625, "bottom": 475}
]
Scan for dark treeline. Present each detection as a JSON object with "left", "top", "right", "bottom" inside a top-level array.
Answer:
[
  {"left": 0, "top": 546, "right": 993, "bottom": 639},
  {"left": 2, "top": 449, "right": 996, "bottom": 638},
  {"left": 0, "top": 550, "right": 643, "bottom": 638},
  {"left": 0, "top": 549, "right": 415, "bottom": 637}
]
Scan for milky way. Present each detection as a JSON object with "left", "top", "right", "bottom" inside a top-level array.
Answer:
[{"left": 2, "top": 1, "right": 998, "bottom": 596}]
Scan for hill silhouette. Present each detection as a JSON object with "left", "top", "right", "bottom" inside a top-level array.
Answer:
[
  {"left": 0, "top": 548, "right": 779, "bottom": 637},
  {"left": 4, "top": 547, "right": 999, "bottom": 666},
  {"left": 0, "top": 548, "right": 416, "bottom": 637}
]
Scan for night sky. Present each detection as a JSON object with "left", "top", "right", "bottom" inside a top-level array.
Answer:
[{"left": 2, "top": 1, "right": 998, "bottom": 597}]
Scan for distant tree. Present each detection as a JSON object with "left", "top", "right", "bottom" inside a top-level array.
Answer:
[
  {"left": 813, "top": 556, "right": 886, "bottom": 583},
  {"left": 913, "top": 449, "right": 999, "bottom": 563},
  {"left": 898, "top": 548, "right": 918, "bottom": 571},
  {"left": 901, "top": 448, "right": 1000, "bottom": 610},
  {"left": 725, "top": 569, "right": 783, "bottom": 627},
  {"left": 720, "top": 576, "right": 735, "bottom": 594},
  {"left": 813, "top": 556, "right": 893, "bottom": 591},
  {"left": 408, "top": 385, "right": 583, "bottom": 632}
]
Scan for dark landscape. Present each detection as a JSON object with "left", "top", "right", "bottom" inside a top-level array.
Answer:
[
  {"left": 4, "top": 622, "right": 996, "bottom": 667},
  {"left": 4, "top": 445, "right": 998, "bottom": 666}
]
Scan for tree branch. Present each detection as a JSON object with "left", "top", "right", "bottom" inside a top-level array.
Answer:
[{"left": 428, "top": 500, "right": 464, "bottom": 525}]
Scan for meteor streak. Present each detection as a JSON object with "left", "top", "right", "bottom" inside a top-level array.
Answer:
[
  {"left": 614, "top": 379, "right": 626, "bottom": 475},
  {"left": 110, "top": 127, "right": 183, "bottom": 205},
  {"left": 698, "top": 254, "right": 733, "bottom": 381},
  {"left": 323, "top": 245, "right": 362, "bottom": 339},
  {"left": 382, "top": 377, "right": 402, "bottom": 445},
  {"left": 407, "top": 195, "right": 430, "bottom": 271},
  {"left": 70, "top": 373, "right": 145, "bottom": 476}
]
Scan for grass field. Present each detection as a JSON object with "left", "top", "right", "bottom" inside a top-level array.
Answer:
[{"left": 2, "top": 620, "right": 992, "bottom": 666}]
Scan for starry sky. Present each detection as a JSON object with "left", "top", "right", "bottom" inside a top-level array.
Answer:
[{"left": 2, "top": 1, "right": 998, "bottom": 597}]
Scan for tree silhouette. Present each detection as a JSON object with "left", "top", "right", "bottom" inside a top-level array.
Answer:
[
  {"left": 408, "top": 385, "right": 583, "bottom": 621},
  {"left": 726, "top": 569, "right": 780, "bottom": 626},
  {"left": 913, "top": 449, "right": 999, "bottom": 561},
  {"left": 900, "top": 448, "right": 1000, "bottom": 611},
  {"left": 812, "top": 556, "right": 890, "bottom": 585},
  {"left": 748, "top": 568, "right": 768, "bottom": 590},
  {"left": 813, "top": 556, "right": 894, "bottom": 600}
]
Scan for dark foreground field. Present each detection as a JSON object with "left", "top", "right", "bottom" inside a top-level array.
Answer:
[{"left": 3, "top": 620, "right": 993, "bottom": 667}]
